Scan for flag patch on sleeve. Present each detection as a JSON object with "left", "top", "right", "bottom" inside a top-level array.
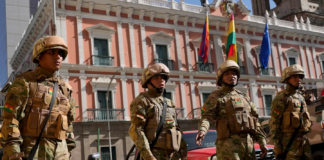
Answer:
[
  {"left": 166, "top": 120, "right": 174, "bottom": 124},
  {"left": 201, "top": 107, "right": 206, "bottom": 114},
  {"left": 136, "top": 114, "right": 144, "bottom": 120},
  {"left": 297, "top": 102, "right": 301, "bottom": 107},
  {"left": 235, "top": 98, "right": 242, "bottom": 103},
  {"left": 273, "top": 110, "right": 280, "bottom": 116},
  {"left": 49, "top": 88, "right": 53, "bottom": 95},
  {"left": 4, "top": 104, "right": 14, "bottom": 113}
]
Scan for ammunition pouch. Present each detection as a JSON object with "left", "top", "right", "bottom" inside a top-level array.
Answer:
[{"left": 154, "top": 127, "right": 181, "bottom": 151}]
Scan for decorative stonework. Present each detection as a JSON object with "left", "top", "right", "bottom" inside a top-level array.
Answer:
[
  {"left": 90, "top": 77, "right": 118, "bottom": 90},
  {"left": 149, "top": 31, "right": 174, "bottom": 45},
  {"left": 197, "top": 82, "right": 218, "bottom": 93},
  {"left": 284, "top": 47, "right": 300, "bottom": 59}
]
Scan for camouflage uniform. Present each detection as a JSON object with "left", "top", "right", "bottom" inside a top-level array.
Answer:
[
  {"left": 129, "top": 63, "right": 187, "bottom": 160},
  {"left": 198, "top": 60, "right": 267, "bottom": 160},
  {"left": 269, "top": 64, "right": 312, "bottom": 160},
  {"left": 0, "top": 36, "right": 76, "bottom": 160}
]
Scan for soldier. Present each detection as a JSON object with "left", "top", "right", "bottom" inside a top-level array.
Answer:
[
  {"left": 195, "top": 60, "right": 268, "bottom": 160},
  {"left": 0, "top": 36, "right": 76, "bottom": 160},
  {"left": 269, "top": 64, "right": 312, "bottom": 160},
  {"left": 128, "top": 63, "right": 187, "bottom": 160}
]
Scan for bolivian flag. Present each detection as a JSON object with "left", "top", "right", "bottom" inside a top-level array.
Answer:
[{"left": 226, "top": 13, "right": 237, "bottom": 63}]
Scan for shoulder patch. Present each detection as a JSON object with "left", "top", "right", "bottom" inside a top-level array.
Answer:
[{"left": 4, "top": 103, "right": 14, "bottom": 113}]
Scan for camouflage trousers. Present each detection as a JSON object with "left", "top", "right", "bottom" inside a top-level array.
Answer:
[
  {"left": 140, "top": 149, "right": 181, "bottom": 160},
  {"left": 21, "top": 137, "right": 69, "bottom": 160},
  {"left": 216, "top": 133, "right": 256, "bottom": 160},
  {"left": 279, "top": 133, "right": 312, "bottom": 160}
]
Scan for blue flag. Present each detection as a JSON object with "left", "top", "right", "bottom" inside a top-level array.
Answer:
[{"left": 259, "top": 23, "right": 271, "bottom": 69}]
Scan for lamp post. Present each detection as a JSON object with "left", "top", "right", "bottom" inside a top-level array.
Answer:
[{"left": 105, "top": 67, "right": 123, "bottom": 160}]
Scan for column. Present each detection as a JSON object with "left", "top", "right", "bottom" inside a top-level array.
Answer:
[
  {"left": 121, "top": 73, "right": 129, "bottom": 120},
  {"left": 133, "top": 73, "right": 139, "bottom": 97},
  {"left": 179, "top": 76, "right": 187, "bottom": 117},
  {"left": 190, "top": 76, "right": 196, "bottom": 109},
  {"left": 80, "top": 76, "right": 88, "bottom": 121},
  {"left": 249, "top": 79, "right": 258, "bottom": 106},
  {"left": 185, "top": 30, "right": 192, "bottom": 71},
  {"left": 129, "top": 23, "right": 137, "bottom": 67},
  {"left": 244, "top": 38, "right": 255, "bottom": 75},
  {"left": 299, "top": 45, "right": 308, "bottom": 78},
  {"left": 305, "top": 46, "right": 314, "bottom": 78},
  {"left": 140, "top": 24, "right": 148, "bottom": 67},
  {"left": 213, "top": 34, "right": 224, "bottom": 69},
  {"left": 61, "top": 14, "right": 68, "bottom": 62},
  {"left": 77, "top": 16, "right": 84, "bottom": 64},
  {"left": 271, "top": 42, "right": 279, "bottom": 76},
  {"left": 312, "top": 46, "right": 320, "bottom": 78},
  {"left": 174, "top": 29, "right": 182, "bottom": 70},
  {"left": 117, "top": 21, "right": 125, "bottom": 67},
  {"left": 56, "top": 15, "right": 62, "bottom": 37},
  {"left": 277, "top": 43, "right": 285, "bottom": 73}
]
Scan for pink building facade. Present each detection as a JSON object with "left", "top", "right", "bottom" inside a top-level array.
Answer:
[{"left": 7, "top": 0, "right": 324, "bottom": 158}]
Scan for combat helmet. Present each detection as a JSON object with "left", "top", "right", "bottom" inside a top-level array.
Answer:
[
  {"left": 32, "top": 36, "right": 68, "bottom": 63},
  {"left": 280, "top": 64, "right": 305, "bottom": 83},
  {"left": 141, "top": 63, "right": 170, "bottom": 88},
  {"left": 217, "top": 60, "right": 240, "bottom": 86}
]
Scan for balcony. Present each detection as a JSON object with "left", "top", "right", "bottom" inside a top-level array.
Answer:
[
  {"left": 85, "top": 108, "right": 125, "bottom": 121},
  {"left": 92, "top": 55, "right": 115, "bottom": 66},
  {"left": 175, "top": 108, "right": 185, "bottom": 119},
  {"left": 154, "top": 59, "right": 174, "bottom": 70},
  {"left": 195, "top": 62, "right": 215, "bottom": 73},
  {"left": 240, "top": 66, "right": 246, "bottom": 75},
  {"left": 259, "top": 67, "right": 274, "bottom": 76},
  {"left": 257, "top": 107, "right": 271, "bottom": 117}
]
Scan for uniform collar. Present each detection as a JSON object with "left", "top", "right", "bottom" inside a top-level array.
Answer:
[
  {"left": 35, "top": 66, "right": 58, "bottom": 81},
  {"left": 147, "top": 88, "right": 163, "bottom": 98},
  {"left": 285, "top": 85, "right": 297, "bottom": 94},
  {"left": 221, "top": 84, "right": 235, "bottom": 93}
]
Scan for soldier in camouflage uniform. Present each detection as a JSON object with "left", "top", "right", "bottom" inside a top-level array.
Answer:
[
  {"left": 0, "top": 36, "right": 76, "bottom": 160},
  {"left": 129, "top": 63, "right": 187, "bottom": 160},
  {"left": 195, "top": 60, "right": 268, "bottom": 160},
  {"left": 269, "top": 64, "right": 312, "bottom": 160}
]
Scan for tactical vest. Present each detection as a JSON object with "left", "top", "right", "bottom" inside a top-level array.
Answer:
[
  {"left": 216, "top": 90, "right": 258, "bottom": 140},
  {"left": 280, "top": 91, "right": 311, "bottom": 133},
  {"left": 142, "top": 95, "right": 181, "bottom": 151},
  {"left": 18, "top": 71, "right": 72, "bottom": 140}
]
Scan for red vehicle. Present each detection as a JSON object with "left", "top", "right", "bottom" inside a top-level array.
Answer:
[{"left": 183, "top": 130, "right": 275, "bottom": 160}]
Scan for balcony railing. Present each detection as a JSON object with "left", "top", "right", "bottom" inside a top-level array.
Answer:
[
  {"left": 175, "top": 108, "right": 185, "bottom": 119},
  {"left": 86, "top": 108, "right": 125, "bottom": 121},
  {"left": 240, "top": 66, "right": 246, "bottom": 75},
  {"left": 257, "top": 107, "right": 271, "bottom": 117},
  {"left": 195, "top": 62, "right": 215, "bottom": 73},
  {"left": 154, "top": 59, "right": 174, "bottom": 70},
  {"left": 92, "top": 55, "right": 115, "bottom": 66},
  {"left": 259, "top": 67, "right": 274, "bottom": 76}
]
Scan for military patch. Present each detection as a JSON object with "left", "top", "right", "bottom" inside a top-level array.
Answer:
[
  {"left": 297, "top": 102, "right": 301, "bottom": 107},
  {"left": 4, "top": 104, "right": 14, "bottom": 113},
  {"left": 273, "top": 110, "right": 280, "bottom": 116},
  {"left": 49, "top": 88, "right": 53, "bottom": 95},
  {"left": 136, "top": 114, "right": 144, "bottom": 120},
  {"left": 8, "top": 93, "right": 18, "bottom": 100},
  {"left": 166, "top": 120, "right": 174, "bottom": 124},
  {"left": 235, "top": 98, "right": 242, "bottom": 103},
  {"left": 201, "top": 107, "right": 206, "bottom": 114}
]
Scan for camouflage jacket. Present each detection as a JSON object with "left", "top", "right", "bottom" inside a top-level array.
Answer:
[
  {"left": 0, "top": 66, "right": 76, "bottom": 158},
  {"left": 129, "top": 89, "right": 185, "bottom": 159},
  {"left": 198, "top": 85, "right": 267, "bottom": 147}
]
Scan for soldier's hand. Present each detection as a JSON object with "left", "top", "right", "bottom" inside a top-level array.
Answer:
[
  {"left": 195, "top": 130, "right": 206, "bottom": 146},
  {"left": 260, "top": 145, "right": 268, "bottom": 159}
]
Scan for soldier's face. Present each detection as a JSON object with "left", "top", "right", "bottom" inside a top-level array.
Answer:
[
  {"left": 222, "top": 70, "right": 238, "bottom": 85},
  {"left": 38, "top": 49, "right": 63, "bottom": 72},
  {"left": 148, "top": 75, "right": 166, "bottom": 89},
  {"left": 287, "top": 75, "right": 303, "bottom": 87}
]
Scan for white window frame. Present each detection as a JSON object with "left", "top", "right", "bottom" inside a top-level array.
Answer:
[
  {"left": 90, "top": 77, "right": 118, "bottom": 110},
  {"left": 165, "top": 81, "right": 177, "bottom": 105},
  {"left": 148, "top": 31, "right": 174, "bottom": 60},
  {"left": 260, "top": 84, "right": 276, "bottom": 117},
  {"left": 317, "top": 52, "right": 324, "bottom": 73},
  {"left": 85, "top": 24, "right": 115, "bottom": 64},
  {"left": 284, "top": 47, "right": 300, "bottom": 66},
  {"left": 197, "top": 82, "right": 218, "bottom": 107}
]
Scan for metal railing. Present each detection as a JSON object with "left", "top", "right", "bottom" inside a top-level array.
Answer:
[
  {"left": 154, "top": 59, "right": 175, "bottom": 70},
  {"left": 257, "top": 107, "right": 271, "bottom": 117},
  {"left": 92, "top": 55, "right": 115, "bottom": 66},
  {"left": 195, "top": 62, "right": 215, "bottom": 73},
  {"left": 240, "top": 66, "right": 246, "bottom": 75},
  {"left": 175, "top": 108, "right": 185, "bottom": 119},
  {"left": 259, "top": 67, "right": 274, "bottom": 76},
  {"left": 86, "top": 108, "right": 125, "bottom": 121}
]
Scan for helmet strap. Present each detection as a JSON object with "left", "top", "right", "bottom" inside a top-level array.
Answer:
[
  {"left": 148, "top": 81, "right": 165, "bottom": 93},
  {"left": 286, "top": 82, "right": 301, "bottom": 90},
  {"left": 221, "top": 81, "right": 238, "bottom": 88}
]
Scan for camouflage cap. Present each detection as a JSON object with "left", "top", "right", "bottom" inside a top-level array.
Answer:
[
  {"left": 280, "top": 64, "right": 305, "bottom": 83},
  {"left": 141, "top": 63, "right": 170, "bottom": 88},
  {"left": 32, "top": 36, "right": 68, "bottom": 63},
  {"left": 217, "top": 60, "right": 240, "bottom": 86}
]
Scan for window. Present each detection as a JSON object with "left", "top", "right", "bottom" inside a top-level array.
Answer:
[
  {"left": 163, "top": 92, "right": 172, "bottom": 100},
  {"left": 94, "top": 38, "right": 108, "bottom": 56},
  {"left": 321, "top": 61, "right": 324, "bottom": 71},
  {"left": 202, "top": 93, "right": 211, "bottom": 103},
  {"left": 264, "top": 95, "right": 272, "bottom": 116},
  {"left": 289, "top": 57, "right": 296, "bottom": 65},
  {"left": 101, "top": 146, "right": 116, "bottom": 160},
  {"left": 156, "top": 45, "right": 168, "bottom": 60},
  {"left": 97, "top": 91, "right": 113, "bottom": 120}
]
